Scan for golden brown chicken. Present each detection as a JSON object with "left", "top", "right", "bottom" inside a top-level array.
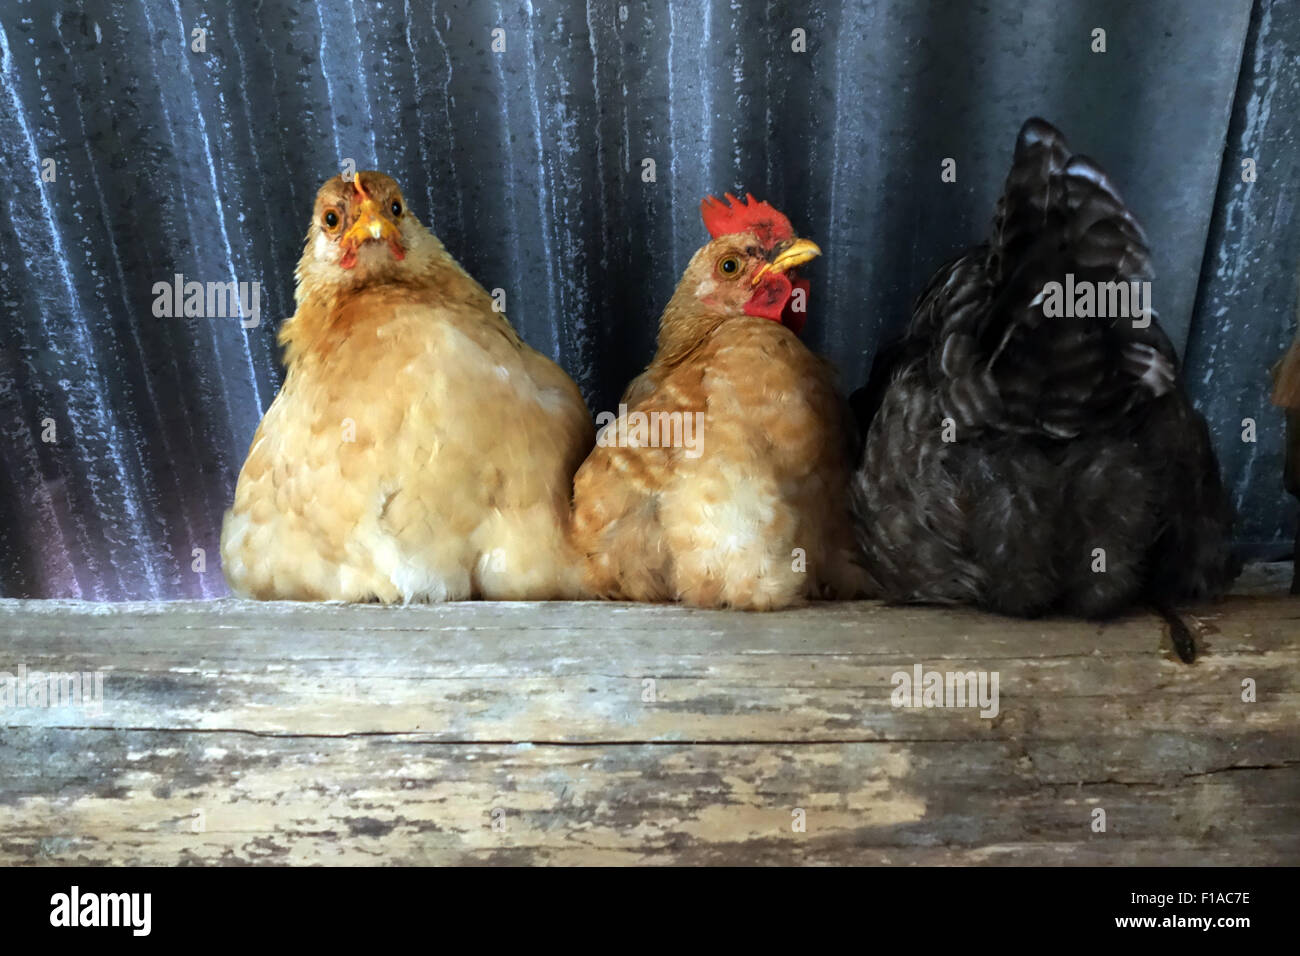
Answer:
[
  {"left": 220, "top": 171, "right": 593, "bottom": 602},
  {"left": 571, "top": 193, "right": 866, "bottom": 609}
]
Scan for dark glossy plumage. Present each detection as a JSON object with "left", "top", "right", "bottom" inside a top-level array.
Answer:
[{"left": 850, "top": 119, "right": 1238, "bottom": 657}]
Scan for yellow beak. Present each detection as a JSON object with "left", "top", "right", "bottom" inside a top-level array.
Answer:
[
  {"left": 338, "top": 171, "right": 404, "bottom": 260},
  {"left": 342, "top": 195, "right": 402, "bottom": 248},
  {"left": 752, "top": 238, "right": 822, "bottom": 285}
]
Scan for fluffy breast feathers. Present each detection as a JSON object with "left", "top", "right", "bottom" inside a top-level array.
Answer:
[
  {"left": 221, "top": 220, "right": 593, "bottom": 602},
  {"left": 573, "top": 314, "right": 865, "bottom": 609}
]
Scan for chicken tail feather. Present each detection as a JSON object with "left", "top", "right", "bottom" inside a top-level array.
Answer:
[{"left": 1155, "top": 603, "right": 1198, "bottom": 664}]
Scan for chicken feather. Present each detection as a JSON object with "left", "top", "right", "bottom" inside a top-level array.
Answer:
[
  {"left": 572, "top": 196, "right": 867, "bottom": 609},
  {"left": 221, "top": 172, "right": 593, "bottom": 602},
  {"left": 851, "top": 119, "right": 1238, "bottom": 658}
]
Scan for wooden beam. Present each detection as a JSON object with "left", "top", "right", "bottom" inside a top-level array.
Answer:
[{"left": 0, "top": 585, "right": 1296, "bottom": 865}]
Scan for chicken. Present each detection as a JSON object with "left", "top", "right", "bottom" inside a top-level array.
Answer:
[
  {"left": 850, "top": 119, "right": 1238, "bottom": 660},
  {"left": 220, "top": 171, "right": 594, "bottom": 602},
  {"left": 571, "top": 193, "right": 866, "bottom": 609},
  {"left": 1271, "top": 318, "right": 1300, "bottom": 594}
]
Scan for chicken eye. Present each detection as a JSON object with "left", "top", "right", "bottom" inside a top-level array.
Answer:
[
  {"left": 390, "top": 200, "right": 403, "bottom": 217},
  {"left": 323, "top": 209, "right": 340, "bottom": 230},
  {"left": 719, "top": 256, "right": 741, "bottom": 277}
]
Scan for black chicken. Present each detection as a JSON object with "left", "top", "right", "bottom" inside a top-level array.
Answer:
[{"left": 850, "top": 118, "right": 1238, "bottom": 661}]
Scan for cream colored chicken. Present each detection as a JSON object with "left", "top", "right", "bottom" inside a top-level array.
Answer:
[{"left": 221, "top": 171, "right": 593, "bottom": 601}]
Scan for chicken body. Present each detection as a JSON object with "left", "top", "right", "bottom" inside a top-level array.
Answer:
[
  {"left": 572, "top": 195, "right": 865, "bottom": 609},
  {"left": 221, "top": 172, "right": 593, "bottom": 602},
  {"left": 851, "top": 119, "right": 1237, "bottom": 647}
]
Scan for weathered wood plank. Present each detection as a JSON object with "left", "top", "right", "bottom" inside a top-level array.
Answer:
[
  {"left": 0, "top": 580, "right": 1296, "bottom": 865},
  {"left": 1, "top": 733, "right": 1294, "bottom": 866},
  {"left": 1, "top": 597, "right": 1296, "bottom": 741}
]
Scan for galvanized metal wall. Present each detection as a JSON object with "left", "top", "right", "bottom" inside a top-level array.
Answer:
[
  {"left": 0, "top": 0, "right": 1294, "bottom": 599},
  {"left": 1186, "top": 0, "right": 1300, "bottom": 558}
]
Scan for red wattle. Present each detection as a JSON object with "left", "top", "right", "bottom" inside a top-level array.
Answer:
[
  {"left": 339, "top": 238, "right": 404, "bottom": 269},
  {"left": 743, "top": 272, "right": 793, "bottom": 322},
  {"left": 743, "top": 273, "right": 810, "bottom": 335}
]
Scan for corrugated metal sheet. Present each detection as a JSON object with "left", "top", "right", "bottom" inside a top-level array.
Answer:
[
  {"left": 0, "top": 0, "right": 1292, "bottom": 599},
  {"left": 1185, "top": 0, "right": 1300, "bottom": 556}
]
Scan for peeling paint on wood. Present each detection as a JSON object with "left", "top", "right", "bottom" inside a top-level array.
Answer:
[{"left": 0, "top": 572, "right": 1296, "bottom": 864}]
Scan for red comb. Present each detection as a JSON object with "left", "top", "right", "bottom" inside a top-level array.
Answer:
[{"left": 700, "top": 192, "right": 795, "bottom": 244}]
